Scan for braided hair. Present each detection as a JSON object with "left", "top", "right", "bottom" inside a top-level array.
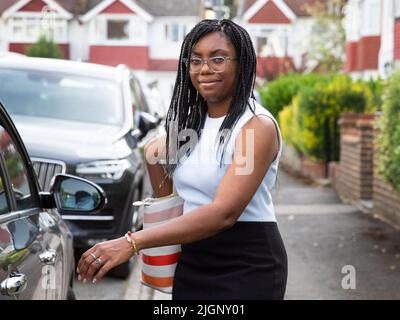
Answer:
[{"left": 164, "top": 19, "right": 257, "bottom": 178}]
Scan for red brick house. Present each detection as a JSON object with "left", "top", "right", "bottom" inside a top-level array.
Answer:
[{"left": 344, "top": 0, "right": 400, "bottom": 79}]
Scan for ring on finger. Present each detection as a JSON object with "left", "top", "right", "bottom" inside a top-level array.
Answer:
[
  {"left": 95, "top": 258, "right": 102, "bottom": 266},
  {"left": 90, "top": 253, "right": 97, "bottom": 260}
]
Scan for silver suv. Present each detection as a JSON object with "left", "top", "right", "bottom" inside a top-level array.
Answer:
[{"left": 0, "top": 101, "right": 106, "bottom": 300}]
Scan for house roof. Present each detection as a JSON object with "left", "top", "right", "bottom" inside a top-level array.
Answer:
[
  {"left": 0, "top": 0, "right": 18, "bottom": 14},
  {"left": 284, "top": 0, "right": 317, "bottom": 16},
  {"left": 243, "top": 0, "right": 316, "bottom": 18},
  {"left": 135, "top": 0, "right": 199, "bottom": 16},
  {"left": 0, "top": 0, "right": 200, "bottom": 16}
]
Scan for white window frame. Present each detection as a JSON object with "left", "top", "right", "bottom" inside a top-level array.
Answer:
[
  {"left": 395, "top": 0, "right": 400, "bottom": 17},
  {"left": 361, "top": 0, "right": 381, "bottom": 36},
  {"left": 90, "top": 14, "right": 147, "bottom": 46},
  {"left": 164, "top": 22, "right": 186, "bottom": 43},
  {"left": 8, "top": 12, "right": 68, "bottom": 43},
  {"left": 248, "top": 24, "right": 290, "bottom": 57}
]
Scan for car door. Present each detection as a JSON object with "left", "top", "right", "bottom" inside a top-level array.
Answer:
[{"left": 0, "top": 108, "right": 68, "bottom": 300}]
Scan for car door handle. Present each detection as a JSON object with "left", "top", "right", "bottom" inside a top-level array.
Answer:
[
  {"left": 0, "top": 272, "right": 28, "bottom": 297},
  {"left": 39, "top": 249, "right": 57, "bottom": 265}
]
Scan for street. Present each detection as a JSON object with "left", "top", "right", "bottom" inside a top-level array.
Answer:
[{"left": 74, "top": 169, "right": 400, "bottom": 300}]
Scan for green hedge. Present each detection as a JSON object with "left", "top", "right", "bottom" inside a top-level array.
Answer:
[
  {"left": 259, "top": 73, "right": 332, "bottom": 118},
  {"left": 376, "top": 71, "right": 400, "bottom": 192},
  {"left": 278, "top": 74, "right": 379, "bottom": 161}
]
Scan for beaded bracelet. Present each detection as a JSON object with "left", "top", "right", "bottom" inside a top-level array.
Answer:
[{"left": 124, "top": 231, "right": 139, "bottom": 255}]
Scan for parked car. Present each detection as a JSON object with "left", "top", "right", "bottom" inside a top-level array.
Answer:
[
  {"left": 135, "top": 74, "right": 167, "bottom": 120},
  {"left": 0, "top": 57, "right": 160, "bottom": 278},
  {"left": 0, "top": 101, "right": 107, "bottom": 300}
]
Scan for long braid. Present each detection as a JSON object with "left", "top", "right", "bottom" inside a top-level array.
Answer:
[{"left": 164, "top": 19, "right": 257, "bottom": 178}]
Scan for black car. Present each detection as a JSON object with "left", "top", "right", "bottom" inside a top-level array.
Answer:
[
  {"left": 0, "top": 101, "right": 107, "bottom": 300},
  {"left": 0, "top": 57, "right": 160, "bottom": 278}
]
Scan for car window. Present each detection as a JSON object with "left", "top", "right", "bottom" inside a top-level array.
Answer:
[
  {"left": 0, "top": 125, "right": 38, "bottom": 211},
  {"left": 0, "top": 167, "right": 9, "bottom": 215},
  {"left": 0, "top": 68, "right": 124, "bottom": 126},
  {"left": 130, "top": 77, "right": 150, "bottom": 114}
]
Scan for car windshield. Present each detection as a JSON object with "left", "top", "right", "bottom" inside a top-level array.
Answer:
[{"left": 0, "top": 68, "right": 123, "bottom": 126}]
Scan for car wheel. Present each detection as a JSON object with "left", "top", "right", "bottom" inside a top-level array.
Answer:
[{"left": 67, "top": 286, "right": 76, "bottom": 300}]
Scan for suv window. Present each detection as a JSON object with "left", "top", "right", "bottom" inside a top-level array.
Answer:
[
  {"left": 0, "top": 125, "right": 38, "bottom": 211},
  {"left": 130, "top": 77, "right": 150, "bottom": 114}
]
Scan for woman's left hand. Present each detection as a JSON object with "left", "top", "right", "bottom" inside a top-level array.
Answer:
[{"left": 76, "top": 237, "right": 134, "bottom": 284}]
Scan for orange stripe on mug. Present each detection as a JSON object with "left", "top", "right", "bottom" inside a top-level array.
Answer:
[
  {"left": 141, "top": 271, "right": 174, "bottom": 288},
  {"left": 142, "top": 251, "right": 181, "bottom": 266}
]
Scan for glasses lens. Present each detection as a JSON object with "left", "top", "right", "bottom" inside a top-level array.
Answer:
[
  {"left": 190, "top": 58, "right": 202, "bottom": 73},
  {"left": 209, "top": 57, "right": 226, "bottom": 72}
]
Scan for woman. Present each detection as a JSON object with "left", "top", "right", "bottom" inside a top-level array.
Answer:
[{"left": 76, "top": 19, "right": 288, "bottom": 300}]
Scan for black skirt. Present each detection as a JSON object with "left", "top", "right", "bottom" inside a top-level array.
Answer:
[{"left": 172, "top": 221, "right": 288, "bottom": 300}]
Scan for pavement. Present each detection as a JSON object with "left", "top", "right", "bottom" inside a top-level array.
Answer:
[
  {"left": 273, "top": 170, "right": 400, "bottom": 300},
  {"left": 74, "top": 169, "right": 400, "bottom": 300}
]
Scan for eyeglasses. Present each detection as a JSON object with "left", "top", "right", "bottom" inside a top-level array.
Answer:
[{"left": 189, "top": 56, "right": 238, "bottom": 73}]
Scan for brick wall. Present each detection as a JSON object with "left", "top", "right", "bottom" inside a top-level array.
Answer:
[
  {"left": 311, "top": 111, "right": 400, "bottom": 228},
  {"left": 373, "top": 176, "right": 400, "bottom": 227},
  {"left": 335, "top": 113, "right": 376, "bottom": 202}
]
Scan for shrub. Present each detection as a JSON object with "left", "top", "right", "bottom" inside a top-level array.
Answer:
[
  {"left": 25, "top": 35, "right": 64, "bottom": 59},
  {"left": 361, "top": 77, "right": 384, "bottom": 111},
  {"left": 279, "top": 97, "right": 301, "bottom": 151},
  {"left": 259, "top": 73, "right": 331, "bottom": 118},
  {"left": 376, "top": 71, "right": 400, "bottom": 192},
  {"left": 279, "top": 74, "right": 374, "bottom": 161}
]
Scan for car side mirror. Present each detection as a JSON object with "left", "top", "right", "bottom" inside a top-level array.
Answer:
[
  {"left": 40, "top": 174, "right": 107, "bottom": 214},
  {"left": 138, "top": 111, "right": 159, "bottom": 137}
]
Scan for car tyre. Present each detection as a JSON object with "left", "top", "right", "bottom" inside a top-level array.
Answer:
[{"left": 67, "top": 287, "right": 76, "bottom": 300}]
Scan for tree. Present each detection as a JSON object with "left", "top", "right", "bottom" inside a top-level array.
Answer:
[
  {"left": 304, "top": 0, "right": 346, "bottom": 72},
  {"left": 25, "top": 35, "right": 64, "bottom": 59}
]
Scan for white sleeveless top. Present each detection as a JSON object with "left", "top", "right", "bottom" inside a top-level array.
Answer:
[{"left": 173, "top": 99, "right": 283, "bottom": 222}]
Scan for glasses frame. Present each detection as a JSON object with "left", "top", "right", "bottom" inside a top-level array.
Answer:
[{"left": 188, "top": 56, "right": 238, "bottom": 74}]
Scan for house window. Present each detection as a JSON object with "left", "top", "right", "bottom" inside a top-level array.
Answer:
[
  {"left": 10, "top": 16, "right": 67, "bottom": 42},
  {"left": 94, "top": 16, "right": 145, "bottom": 43},
  {"left": 107, "top": 20, "right": 129, "bottom": 40},
  {"left": 361, "top": 0, "right": 381, "bottom": 35},
  {"left": 165, "top": 23, "right": 186, "bottom": 42},
  {"left": 395, "top": 0, "right": 400, "bottom": 17},
  {"left": 257, "top": 37, "right": 268, "bottom": 55}
]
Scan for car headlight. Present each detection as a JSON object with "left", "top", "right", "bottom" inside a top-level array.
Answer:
[{"left": 76, "top": 159, "right": 131, "bottom": 180}]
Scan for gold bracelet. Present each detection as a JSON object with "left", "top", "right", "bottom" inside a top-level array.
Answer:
[{"left": 125, "top": 231, "right": 139, "bottom": 255}]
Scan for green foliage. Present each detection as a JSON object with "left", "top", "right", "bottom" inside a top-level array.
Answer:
[
  {"left": 361, "top": 77, "right": 384, "bottom": 111},
  {"left": 25, "top": 35, "right": 64, "bottom": 59},
  {"left": 259, "top": 73, "right": 331, "bottom": 118},
  {"left": 278, "top": 74, "right": 375, "bottom": 161},
  {"left": 304, "top": 0, "right": 347, "bottom": 72},
  {"left": 376, "top": 71, "right": 400, "bottom": 192}
]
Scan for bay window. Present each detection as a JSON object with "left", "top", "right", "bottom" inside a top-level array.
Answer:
[{"left": 9, "top": 15, "right": 67, "bottom": 42}]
